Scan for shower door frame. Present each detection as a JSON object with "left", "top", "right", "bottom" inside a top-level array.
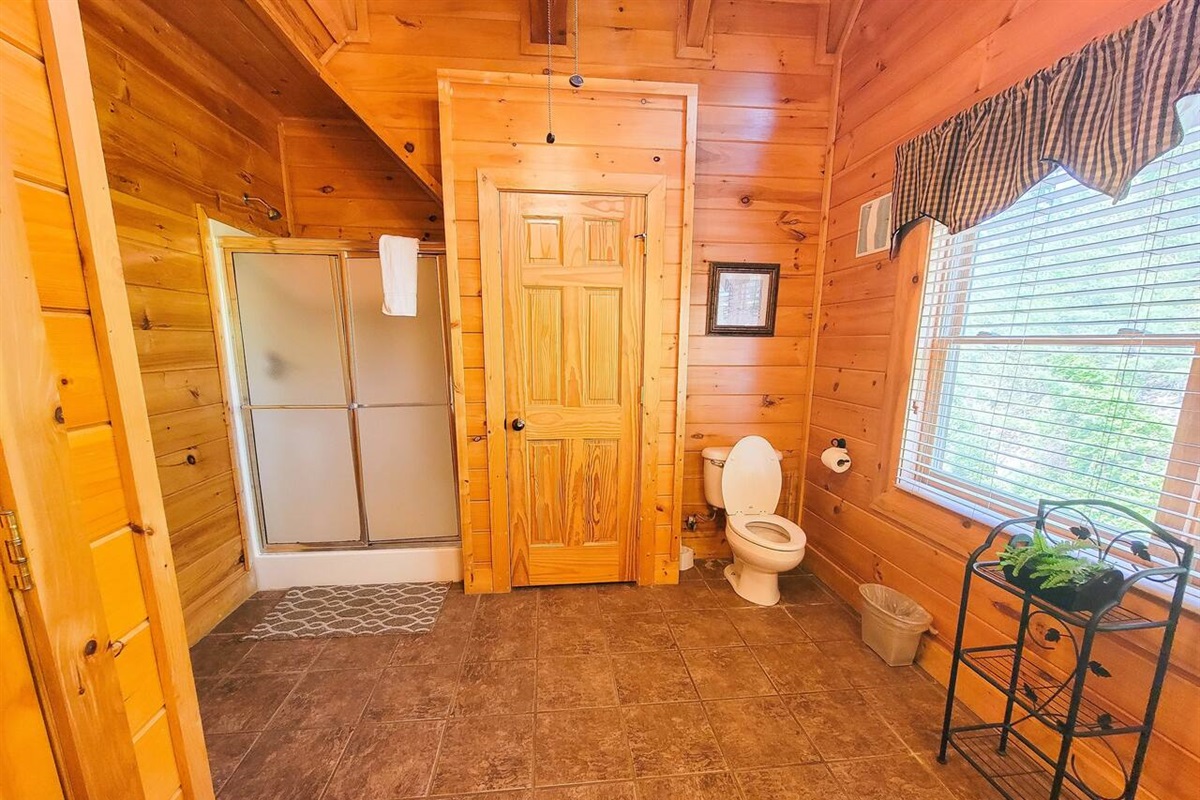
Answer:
[{"left": 218, "top": 237, "right": 458, "bottom": 553}]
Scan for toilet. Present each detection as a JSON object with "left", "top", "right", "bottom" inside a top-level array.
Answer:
[{"left": 702, "top": 435, "right": 807, "bottom": 606}]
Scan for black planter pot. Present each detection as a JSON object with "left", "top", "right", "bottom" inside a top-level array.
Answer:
[{"left": 1001, "top": 565, "right": 1124, "bottom": 612}]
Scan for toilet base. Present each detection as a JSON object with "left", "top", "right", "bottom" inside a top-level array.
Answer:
[{"left": 724, "top": 561, "right": 780, "bottom": 606}]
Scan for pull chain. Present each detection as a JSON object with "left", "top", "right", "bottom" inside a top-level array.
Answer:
[
  {"left": 569, "top": 0, "right": 583, "bottom": 87},
  {"left": 545, "top": 0, "right": 555, "bottom": 143}
]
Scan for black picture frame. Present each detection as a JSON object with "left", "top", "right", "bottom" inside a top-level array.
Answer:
[{"left": 705, "top": 262, "right": 780, "bottom": 336}]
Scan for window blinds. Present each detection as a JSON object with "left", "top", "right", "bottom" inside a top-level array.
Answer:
[{"left": 898, "top": 99, "right": 1200, "bottom": 568}]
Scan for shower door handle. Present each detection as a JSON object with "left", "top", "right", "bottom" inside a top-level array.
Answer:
[{"left": 510, "top": 417, "right": 526, "bottom": 431}]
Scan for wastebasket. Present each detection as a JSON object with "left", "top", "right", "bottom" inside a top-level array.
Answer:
[{"left": 858, "top": 584, "right": 935, "bottom": 666}]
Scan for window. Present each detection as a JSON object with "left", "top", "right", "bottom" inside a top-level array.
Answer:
[{"left": 899, "top": 98, "right": 1200, "bottom": 565}]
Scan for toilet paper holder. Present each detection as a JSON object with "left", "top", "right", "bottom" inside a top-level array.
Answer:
[{"left": 823, "top": 438, "right": 852, "bottom": 472}]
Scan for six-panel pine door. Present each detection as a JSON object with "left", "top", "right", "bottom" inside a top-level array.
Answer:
[{"left": 501, "top": 192, "right": 646, "bottom": 586}]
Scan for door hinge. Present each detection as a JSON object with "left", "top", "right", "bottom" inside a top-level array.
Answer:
[{"left": 1, "top": 510, "right": 33, "bottom": 592}]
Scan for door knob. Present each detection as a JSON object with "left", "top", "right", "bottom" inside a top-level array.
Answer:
[{"left": 510, "top": 417, "right": 526, "bottom": 431}]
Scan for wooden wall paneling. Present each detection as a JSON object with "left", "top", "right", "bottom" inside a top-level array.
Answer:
[
  {"left": 318, "top": 0, "right": 835, "bottom": 563},
  {"left": 807, "top": 2, "right": 1198, "bottom": 798},
  {"left": 36, "top": 0, "right": 212, "bottom": 794}
]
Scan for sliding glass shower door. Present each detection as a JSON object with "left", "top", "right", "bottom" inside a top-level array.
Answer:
[{"left": 229, "top": 249, "right": 457, "bottom": 549}]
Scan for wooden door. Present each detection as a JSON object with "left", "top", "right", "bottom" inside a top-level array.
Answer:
[
  {"left": 501, "top": 192, "right": 646, "bottom": 586},
  {"left": 0, "top": 585, "right": 64, "bottom": 800}
]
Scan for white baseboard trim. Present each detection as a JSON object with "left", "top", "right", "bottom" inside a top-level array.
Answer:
[{"left": 253, "top": 546, "right": 464, "bottom": 590}]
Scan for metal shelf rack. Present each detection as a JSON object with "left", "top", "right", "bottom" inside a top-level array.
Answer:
[{"left": 938, "top": 500, "right": 1193, "bottom": 800}]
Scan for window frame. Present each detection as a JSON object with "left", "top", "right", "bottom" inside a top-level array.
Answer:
[{"left": 876, "top": 220, "right": 1200, "bottom": 606}]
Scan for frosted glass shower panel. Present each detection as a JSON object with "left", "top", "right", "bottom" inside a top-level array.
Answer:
[
  {"left": 357, "top": 406, "right": 458, "bottom": 541},
  {"left": 234, "top": 252, "right": 347, "bottom": 405},
  {"left": 251, "top": 409, "right": 361, "bottom": 543},
  {"left": 347, "top": 255, "right": 449, "bottom": 405}
]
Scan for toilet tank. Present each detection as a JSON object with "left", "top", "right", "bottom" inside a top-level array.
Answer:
[{"left": 702, "top": 444, "right": 783, "bottom": 509}]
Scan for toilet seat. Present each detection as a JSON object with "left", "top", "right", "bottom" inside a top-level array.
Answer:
[{"left": 728, "top": 513, "right": 806, "bottom": 553}]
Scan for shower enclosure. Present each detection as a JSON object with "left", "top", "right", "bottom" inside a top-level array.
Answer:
[{"left": 221, "top": 240, "right": 458, "bottom": 551}]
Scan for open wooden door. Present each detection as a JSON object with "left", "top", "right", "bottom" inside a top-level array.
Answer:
[{"left": 0, "top": 0, "right": 213, "bottom": 796}]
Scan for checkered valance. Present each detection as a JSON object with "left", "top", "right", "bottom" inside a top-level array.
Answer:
[{"left": 890, "top": 0, "right": 1200, "bottom": 252}]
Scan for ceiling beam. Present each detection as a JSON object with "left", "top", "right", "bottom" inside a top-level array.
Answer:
[
  {"left": 682, "top": 0, "right": 714, "bottom": 48},
  {"left": 528, "top": 0, "right": 568, "bottom": 46},
  {"left": 824, "top": 0, "right": 861, "bottom": 55}
]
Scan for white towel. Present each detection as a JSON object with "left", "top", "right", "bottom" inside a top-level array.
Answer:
[{"left": 379, "top": 234, "right": 419, "bottom": 316}]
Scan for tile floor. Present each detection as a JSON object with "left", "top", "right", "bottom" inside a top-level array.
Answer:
[{"left": 191, "top": 560, "right": 1000, "bottom": 799}]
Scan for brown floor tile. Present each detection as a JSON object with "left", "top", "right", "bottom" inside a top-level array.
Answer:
[
  {"left": 438, "top": 588, "right": 480, "bottom": 626},
  {"left": 391, "top": 622, "right": 471, "bottom": 665},
  {"left": 596, "top": 584, "right": 662, "bottom": 614},
  {"left": 212, "top": 597, "right": 280, "bottom": 634},
  {"left": 860, "top": 678, "right": 952, "bottom": 752},
  {"left": 664, "top": 610, "right": 743, "bottom": 649},
  {"left": 785, "top": 603, "right": 860, "bottom": 641},
  {"left": 650, "top": 581, "right": 718, "bottom": 610},
  {"left": 816, "top": 639, "right": 924, "bottom": 689},
  {"left": 694, "top": 559, "right": 731, "bottom": 581},
  {"left": 322, "top": 720, "right": 444, "bottom": 800},
  {"left": 218, "top": 725, "right": 353, "bottom": 800},
  {"left": 704, "top": 696, "right": 818, "bottom": 769},
  {"left": 535, "top": 783, "right": 636, "bottom": 799},
  {"left": 267, "top": 668, "right": 379, "bottom": 729},
  {"left": 682, "top": 647, "right": 775, "bottom": 700},
  {"left": 538, "top": 585, "right": 601, "bottom": 617},
  {"left": 752, "top": 642, "right": 851, "bottom": 694},
  {"left": 785, "top": 690, "right": 907, "bottom": 760},
  {"left": 455, "top": 660, "right": 536, "bottom": 717},
  {"left": 311, "top": 635, "right": 399, "bottom": 670},
  {"left": 431, "top": 792, "right": 531, "bottom": 800},
  {"left": 621, "top": 702, "right": 725, "bottom": 777},
  {"left": 468, "top": 613, "right": 538, "bottom": 661},
  {"left": 737, "top": 763, "right": 850, "bottom": 800},
  {"left": 537, "top": 655, "right": 617, "bottom": 710},
  {"left": 204, "top": 732, "right": 258, "bottom": 794},
  {"left": 611, "top": 651, "right": 697, "bottom": 705},
  {"left": 926, "top": 751, "right": 1005, "bottom": 800},
  {"left": 364, "top": 663, "right": 460, "bottom": 721},
  {"left": 725, "top": 607, "right": 809, "bottom": 644},
  {"left": 429, "top": 714, "right": 534, "bottom": 794},
  {"left": 534, "top": 708, "right": 632, "bottom": 785},
  {"left": 635, "top": 772, "right": 741, "bottom": 799},
  {"left": 828, "top": 754, "right": 957, "bottom": 800},
  {"left": 479, "top": 590, "right": 539, "bottom": 617},
  {"left": 678, "top": 564, "right": 705, "bottom": 581},
  {"left": 777, "top": 576, "right": 833, "bottom": 605},
  {"left": 602, "top": 612, "right": 675, "bottom": 653},
  {"left": 233, "top": 639, "right": 325, "bottom": 674},
  {"left": 704, "top": 578, "right": 760, "bottom": 609},
  {"left": 189, "top": 634, "right": 253, "bottom": 677},
  {"left": 196, "top": 673, "right": 300, "bottom": 734},
  {"left": 537, "top": 614, "right": 608, "bottom": 656}
]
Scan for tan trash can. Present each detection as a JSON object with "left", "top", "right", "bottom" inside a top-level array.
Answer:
[{"left": 858, "top": 584, "right": 935, "bottom": 666}]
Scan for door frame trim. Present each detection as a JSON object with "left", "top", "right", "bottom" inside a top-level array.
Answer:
[{"left": 477, "top": 170, "right": 669, "bottom": 588}]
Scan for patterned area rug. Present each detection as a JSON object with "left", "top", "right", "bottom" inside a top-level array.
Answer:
[{"left": 242, "top": 583, "right": 449, "bottom": 640}]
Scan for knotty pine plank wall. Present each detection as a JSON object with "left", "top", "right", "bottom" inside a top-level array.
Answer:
[
  {"left": 1, "top": 0, "right": 184, "bottom": 794},
  {"left": 806, "top": 1, "right": 1197, "bottom": 797},
  {"left": 79, "top": 0, "right": 292, "bottom": 641},
  {"left": 321, "top": 0, "right": 836, "bottom": 558}
]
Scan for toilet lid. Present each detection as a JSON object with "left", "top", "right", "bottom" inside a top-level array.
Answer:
[{"left": 721, "top": 435, "right": 782, "bottom": 515}]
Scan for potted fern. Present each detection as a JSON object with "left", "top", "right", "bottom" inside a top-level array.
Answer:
[{"left": 999, "top": 530, "right": 1124, "bottom": 612}]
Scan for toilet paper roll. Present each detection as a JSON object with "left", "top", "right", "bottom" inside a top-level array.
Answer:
[{"left": 821, "top": 446, "right": 851, "bottom": 474}]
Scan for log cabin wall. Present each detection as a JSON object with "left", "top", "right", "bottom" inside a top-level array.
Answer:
[
  {"left": 280, "top": 117, "right": 443, "bottom": 243},
  {"left": 317, "top": 0, "right": 837, "bottom": 560},
  {"left": 807, "top": 1, "right": 1198, "bottom": 797},
  {"left": 77, "top": 0, "right": 314, "bottom": 641}
]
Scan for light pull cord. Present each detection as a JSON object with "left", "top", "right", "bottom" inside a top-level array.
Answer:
[
  {"left": 545, "top": 0, "right": 555, "bottom": 144},
  {"left": 569, "top": 0, "right": 583, "bottom": 87}
]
